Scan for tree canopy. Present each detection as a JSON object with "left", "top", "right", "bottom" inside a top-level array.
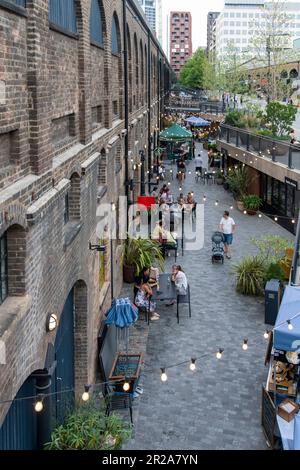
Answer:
[{"left": 179, "top": 48, "right": 206, "bottom": 89}]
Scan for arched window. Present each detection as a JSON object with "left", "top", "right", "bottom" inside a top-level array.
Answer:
[
  {"left": 111, "top": 14, "right": 120, "bottom": 54},
  {"left": 90, "top": 0, "right": 103, "bottom": 46},
  {"left": 49, "top": 0, "right": 77, "bottom": 34},
  {"left": 0, "top": 232, "right": 8, "bottom": 304}
]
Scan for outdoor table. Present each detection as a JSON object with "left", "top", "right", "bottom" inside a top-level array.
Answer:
[{"left": 147, "top": 273, "right": 177, "bottom": 324}]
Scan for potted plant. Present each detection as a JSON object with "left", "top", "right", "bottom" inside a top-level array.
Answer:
[
  {"left": 214, "top": 169, "right": 224, "bottom": 185},
  {"left": 242, "top": 194, "right": 262, "bottom": 215},
  {"left": 232, "top": 256, "right": 267, "bottom": 296},
  {"left": 45, "top": 402, "right": 132, "bottom": 450},
  {"left": 226, "top": 166, "right": 249, "bottom": 211},
  {"left": 123, "top": 237, "right": 165, "bottom": 283}
]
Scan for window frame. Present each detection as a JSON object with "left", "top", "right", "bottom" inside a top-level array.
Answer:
[
  {"left": 0, "top": 232, "right": 8, "bottom": 305},
  {"left": 49, "top": 0, "right": 78, "bottom": 39},
  {"left": 111, "top": 14, "right": 120, "bottom": 55},
  {"left": 0, "top": 0, "right": 27, "bottom": 17},
  {"left": 90, "top": 0, "right": 104, "bottom": 48}
]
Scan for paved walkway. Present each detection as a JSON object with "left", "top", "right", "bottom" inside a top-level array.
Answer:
[{"left": 123, "top": 150, "right": 293, "bottom": 450}]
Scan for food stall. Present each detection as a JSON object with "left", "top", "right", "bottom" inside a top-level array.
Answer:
[
  {"left": 159, "top": 124, "right": 193, "bottom": 161},
  {"left": 262, "top": 285, "right": 300, "bottom": 449}
]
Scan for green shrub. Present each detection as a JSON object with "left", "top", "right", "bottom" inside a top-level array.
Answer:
[
  {"left": 242, "top": 194, "right": 262, "bottom": 211},
  {"left": 224, "top": 110, "right": 246, "bottom": 128},
  {"left": 264, "top": 263, "right": 285, "bottom": 284},
  {"left": 226, "top": 166, "right": 249, "bottom": 200},
  {"left": 44, "top": 402, "right": 132, "bottom": 450},
  {"left": 251, "top": 235, "right": 293, "bottom": 264},
  {"left": 232, "top": 256, "right": 266, "bottom": 296},
  {"left": 124, "top": 237, "right": 165, "bottom": 276}
]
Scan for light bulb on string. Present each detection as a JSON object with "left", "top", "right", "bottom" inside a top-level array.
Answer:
[
  {"left": 258, "top": 214, "right": 262, "bottom": 218},
  {"left": 230, "top": 205, "right": 234, "bottom": 210},
  {"left": 203, "top": 195, "right": 207, "bottom": 202},
  {"left": 264, "top": 330, "right": 270, "bottom": 339},
  {"left": 216, "top": 349, "right": 224, "bottom": 360},
  {"left": 242, "top": 339, "right": 248, "bottom": 351},
  {"left": 215, "top": 200, "right": 219, "bottom": 206},
  {"left": 287, "top": 320, "right": 293, "bottom": 331},
  {"left": 179, "top": 187, "right": 182, "bottom": 191},
  {"left": 34, "top": 396, "right": 44, "bottom": 413},
  {"left": 243, "top": 210, "right": 247, "bottom": 215},
  {"left": 82, "top": 385, "right": 90, "bottom": 402},
  {"left": 274, "top": 216, "right": 278, "bottom": 222},
  {"left": 189, "top": 358, "right": 196, "bottom": 371},
  {"left": 292, "top": 219, "right": 295, "bottom": 224},
  {"left": 160, "top": 368, "right": 168, "bottom": 382},
  {"left": 123, "top": 378, "right": 130, "bottom": 392}
]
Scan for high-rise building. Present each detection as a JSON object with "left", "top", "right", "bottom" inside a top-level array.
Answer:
[
  {"left": 138, "top": 0, "right": 156, "bottom": 33},
  {"left": 215, "top": 1, "right": 300, "bottom": 59},
  {"left": 170, "top": 11, "right": 193, "bottom": 78},
  {"left": 207, "top": 12, "right": 220, "bottom": 57},
  {"left": 157, "top": 0, "right": 163, "bottom": 46}
]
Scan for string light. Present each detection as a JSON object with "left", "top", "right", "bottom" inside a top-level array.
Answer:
[
  {"left": 292, "top": 219, "right": 295, "bottom": 224},
  {"left": 161, "top": 368, "right": 168, "bottom": 382},
  {"left": 242, "top": 339, "right": 248, "bottom": 351},
  {"left": 203, "top": 196, "right": 207, "bottom": 202},
  {"left": 259, "top": 214, "right": 262, "bottom": 218},
  {"left": 82, "top": 385, "right": 90, "bottom": 402},
  {"left": 34, "top": 396, "right": 44, "bottom": 413},
  {"left": 243, "top": 210, "right": 247, "bottom": 215},
  {"left": 274, "top": 216, "right": 278, "bottom": 222},
  {"left": 189, "top": 358, "right": 196, "bottom": 371},
  {"left": 216, "top": 349, "right": 224, "bottom": 360},
  {"left": 264, "top": 330, "right": 270, "bottom": 339},
  {"left": 123, "top": 378, "right": 130, "bottom": 392},
  {"left": 287, "top": 320, "right": 293, "bottom": 331},
  {"left": 215, "top": 200, "right": 219, "bottom": 206}
]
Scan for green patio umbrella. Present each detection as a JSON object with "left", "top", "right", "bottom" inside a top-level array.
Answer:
[{"left": 159, "top": 124, "right": 193, "bottom": 160}]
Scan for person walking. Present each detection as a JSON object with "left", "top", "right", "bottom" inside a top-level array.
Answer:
[
  {"left": 194, "top": 153, "right": 203, "bottom": 175},
  {"left": 219, "top": 210, "right": 236, "bottom": 259}
]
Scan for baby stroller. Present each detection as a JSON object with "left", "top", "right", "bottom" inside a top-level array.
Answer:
[{"left": 211, "top": 231, "right": 225, "bottom": 264}]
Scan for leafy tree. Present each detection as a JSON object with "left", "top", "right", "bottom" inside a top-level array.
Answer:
[
  {"left": 260, "top": 101, "right": 297, "bottom": 136},
  {"left": 179, "top": 48, "right": 206, "bottom": 89},
  {"left": 249, "top": 0, "right": 295, "bottom": 100}
]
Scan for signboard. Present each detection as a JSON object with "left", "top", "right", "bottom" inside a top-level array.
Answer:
[
  {"left": 285, "top": 177, "right": 298, "bottom": 190},
  {"left": 138, "top": 196, "right": 156, "bottom": 211},
  {"left": 261, "top": 386, "right": 276, "bottom": 448}
]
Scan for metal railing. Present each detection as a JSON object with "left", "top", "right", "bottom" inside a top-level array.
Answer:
[
  {"left": 219, "top": 124, "right": 300, "bottom": 171},
  {"left": 167, "top": 100, "right": 225, "bottom": 115}
]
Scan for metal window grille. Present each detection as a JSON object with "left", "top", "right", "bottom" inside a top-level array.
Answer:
[
  {"left": 49, "top": 0, "right": 77, "bottom": 34},
  {"left": 111, "top": 15, "right": 119, "bottom": 54},
  {"left": 90, "top": 0, "right": 103, "bottom": 45}
]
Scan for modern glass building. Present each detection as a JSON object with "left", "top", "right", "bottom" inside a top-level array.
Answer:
[{"left": 138, "top": 0, "right": 156, "bottom": 33}]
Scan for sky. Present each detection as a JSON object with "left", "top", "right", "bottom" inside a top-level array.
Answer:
[{"left": 160, "top": 0, "right": 300, "bottom": 56}]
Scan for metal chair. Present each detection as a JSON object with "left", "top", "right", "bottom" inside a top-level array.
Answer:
[
  {"left": 105, "top": 392, "right": 134, "bottom": 425},
  {"left": 176, "top": 284, "right": 192, "bottom": 324}
]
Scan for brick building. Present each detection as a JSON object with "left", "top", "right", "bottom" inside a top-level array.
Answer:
[
  {"left": 0, "top": 0, "right": 171, "bottom": 449},
  {"left": 169, "top": 11, "right": 192, "bottom": 79}
]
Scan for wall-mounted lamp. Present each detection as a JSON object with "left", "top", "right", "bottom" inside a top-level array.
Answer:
[
  {"left": 46, "top": 313, "right": 58, "bottom": 332},
  {"left": 89, "top": 242, "right": 106, "bottom": 252}
]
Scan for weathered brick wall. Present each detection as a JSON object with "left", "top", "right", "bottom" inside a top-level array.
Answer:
[
  {"left": 0, "top": 0, "right": 171, "bottom": 426},
  {"left": 0, "top": 6, "right": 29, "bottom": 188}
]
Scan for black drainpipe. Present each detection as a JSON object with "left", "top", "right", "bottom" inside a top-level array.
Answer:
[
  {"left": 123, "top": 0, "right": 129, "bottom": 228},
  {"left": 147, "top": 31, "right": 151, "bottom": 193}
]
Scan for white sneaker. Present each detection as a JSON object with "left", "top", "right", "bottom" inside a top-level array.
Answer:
[{"left": 150, "top": 315, "right": 160, "bottom": 321}]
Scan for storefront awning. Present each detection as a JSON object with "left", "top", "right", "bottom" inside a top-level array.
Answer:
[{"left": 274, "top": 285, "right": 300, "bottom": 351}]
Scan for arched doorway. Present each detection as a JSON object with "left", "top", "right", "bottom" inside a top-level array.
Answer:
[
  {"left": 0, "top": 376, "right": 37, "bottom": 450},
  {"left": 51, "top": 288, "right": 75, "bottom": 428}
]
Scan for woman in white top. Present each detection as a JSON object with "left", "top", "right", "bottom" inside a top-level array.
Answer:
[
  {"left": 219, "top": 210, "right": 236, "bottom": 259},
  {"left": 166, "top": 265, "right": 188, "bottom": 305}
]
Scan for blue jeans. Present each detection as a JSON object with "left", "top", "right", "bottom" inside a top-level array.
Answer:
[{"left": 223, "top": 234, "right": 233, "bottom": 245}]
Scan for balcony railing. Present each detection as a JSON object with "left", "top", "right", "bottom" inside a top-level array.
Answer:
[
  {"left": 167, "top": 99, "right": 225, "bottom": 115},
  {"left": 219, "top": 124, "right": 300, "bottom": 171}
]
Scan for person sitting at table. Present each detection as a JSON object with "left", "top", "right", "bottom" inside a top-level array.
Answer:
[
  {"left": 134, "top": 276, "right": 160, "bottom": 321},
  {"left": 166, "top": 265, "right": 188, "bottom": 306},
  {"left": 159, "top": 184, "right": 168, "bottom": 197},
  {"left": 177, "top": 193, "right": 186, "bottom": 207},
  {"left": 152, "top": 220, "right": 177, "bottom": 256}
]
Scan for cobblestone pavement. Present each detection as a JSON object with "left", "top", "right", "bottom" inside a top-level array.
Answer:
[{"left": 123, "top": 147, "right": 294, "bottom": 450}]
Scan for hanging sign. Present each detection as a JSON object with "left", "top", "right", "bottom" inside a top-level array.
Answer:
[{"left": 285, "top": 177, "right": 298, "bottom": 190}]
